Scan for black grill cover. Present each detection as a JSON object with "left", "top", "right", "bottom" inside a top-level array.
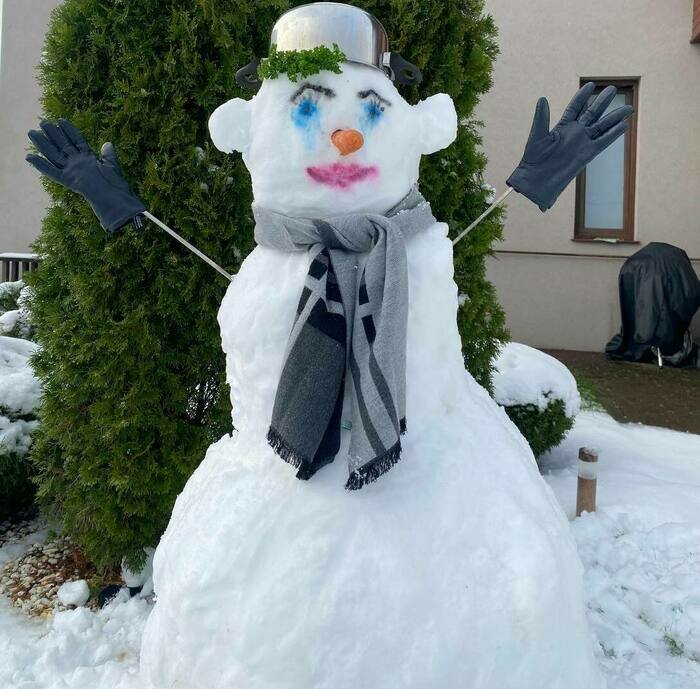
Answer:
[{"left": 606, "top": 242, "right": 700, "bottom": 364}]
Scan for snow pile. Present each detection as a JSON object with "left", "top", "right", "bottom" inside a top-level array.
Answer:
[
  {"left": 140, "top": 224, "right": 600, "bottom": 689},
  {"left": 575, "top": 512, "right": 700, "bottom": 686},
  {"left": 0, "top": 281, "right": 33, "bottom": 339},
  {"left": 0, "top": 335, "right": 40, "bottom": 457},
  {"left": 0, "top": 524, "right": 150, "bottom": 689},
  {"left": 0, "top": 336, "right": 40, "bottom": 416},
  {"left": 0, "top": 416, "right": 38, "bottom": 457},
  {"left": 57, "top": 580, "right": 90, "bottom": 607},
  {"left": 0, "top": 592, "right": 150, "bottom": 689},
  {"left": 2, "top": 411, "right": 699, "bottom": 688},
  {"left": 493, "top": 342, "right": 581, "bottom": 416},
  {"left": 543, "top": 412, "right": 700, "bottom": 687}
]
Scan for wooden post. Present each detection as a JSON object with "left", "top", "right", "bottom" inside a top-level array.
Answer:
[{"left": 576, "top": 447, "right": 598, "bottom": 517}]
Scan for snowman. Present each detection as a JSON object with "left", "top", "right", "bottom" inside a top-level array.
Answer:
[{"left": 27, "top": 3, "right": 633, "bottom": 687}]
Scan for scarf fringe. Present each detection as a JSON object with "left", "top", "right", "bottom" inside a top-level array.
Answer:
[
  {"left": 345, "top": 441, "right": 402, "bottom": 491},
  {"left": 267, "top": 427, "right": 311, "bottom": 470}
]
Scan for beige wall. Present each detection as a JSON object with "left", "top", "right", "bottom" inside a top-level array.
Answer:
[
  {"left": 479, "top": 0, "right": 700, "bottom": 351},
  {"left": 0, "top": 0, "right": 62, "bottom": 253}
]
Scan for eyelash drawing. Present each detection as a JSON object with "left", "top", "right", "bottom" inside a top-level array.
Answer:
[
  {"left": 360, "top": 96, "right": 387, "bottom": 133},
  {"left": 290, "top": 83, "right": 335, "bottom": 103}
]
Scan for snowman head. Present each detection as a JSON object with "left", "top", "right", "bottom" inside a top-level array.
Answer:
[{"left": 208, "top": 5, "right": 457, "bottom": 217}]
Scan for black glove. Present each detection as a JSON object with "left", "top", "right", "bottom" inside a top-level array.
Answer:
[
  {"left": 26, "top": 119, "right": 146, "bottom": 233},
  {"left": 506, "top": 82, "right": 634, "bottom": 212}
]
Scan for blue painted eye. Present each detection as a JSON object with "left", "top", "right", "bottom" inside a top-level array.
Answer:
[
  {"left": 365, "top": 101, "right": 384, "bottom": 121},
  {"left": 292, "top": 97, "right": 319, "bottom": 128},
  {"left": 297, "top": 98, "right": 317, "bottom": 117},
  {"left": 360, "top": 99, "right": 385, "bottom": 133},
  {"left": 291, "top": 96, "right": 321, "bottom": 149}
]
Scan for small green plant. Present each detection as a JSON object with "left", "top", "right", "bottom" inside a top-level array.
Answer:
[
  {"left": 502, "top": 398, "right": 575, "bottom": 459},
  {"left": 258, "top": 43, "right": 346, "bottom": 82},
  {"left": 664, "top": 633, "right": 685, "bottom": 657},
  {"left": 575, "top": 374, "right": 605, "bottom": 412}
]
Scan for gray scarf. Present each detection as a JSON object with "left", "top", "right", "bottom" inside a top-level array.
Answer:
[{"left": 253, "top": 187, "right": 435, "bottom": 489}]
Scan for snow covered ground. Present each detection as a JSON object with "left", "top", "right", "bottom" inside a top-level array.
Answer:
[
  {"left": 542, "top": 413, "right": 700, "bottom": 689},
  {"left": 0, "top": 410, "right": 698, "bottom": 689}
]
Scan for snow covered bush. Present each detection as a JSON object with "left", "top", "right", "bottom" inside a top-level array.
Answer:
[
  {"left": 0, "top": 335, "right": 40, "bottom": 519},
  {"left": 0, "top": 281, "right": 33, "bottom": 340},
  {"left": 493, "top": 343, "right": 580, "bottom": 459},
  {"left": 30, "top": 0, "right": 505, "bottom": 570}
]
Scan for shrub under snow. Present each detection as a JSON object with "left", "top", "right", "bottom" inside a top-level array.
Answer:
[
  {"left": 0, "top": 282, "right": 40, "bottom": 519},
  {"left": 493, "top": 342, "right": 580, "bottom": 459},
  {"left": 0, "top": 281, "right": 33, "bottom": 340}
]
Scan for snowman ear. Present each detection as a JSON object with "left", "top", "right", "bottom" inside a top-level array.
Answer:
[
  {"left": 413, "top": 93, "right": 458, "bottom": 155},
  {"left": 209, "top": 98, "right": 252, "bottom": 154}
]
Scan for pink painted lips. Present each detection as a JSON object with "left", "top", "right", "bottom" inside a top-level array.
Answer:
[{"left": 306, "top": 163, "right": 379, "bottom": 189}]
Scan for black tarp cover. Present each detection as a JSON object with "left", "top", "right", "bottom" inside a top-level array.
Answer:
[{"left": 606, "top": 242, "right": 700, "bottom": 364}]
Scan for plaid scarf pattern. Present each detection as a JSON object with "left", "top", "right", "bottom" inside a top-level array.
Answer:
[{"left": 253, "top": 188, "right": 435, "bottom": 489}]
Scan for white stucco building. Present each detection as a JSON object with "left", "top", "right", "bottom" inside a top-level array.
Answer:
[
  {"left": 0, "top": 0, "right": 61, "bottom": 256},
  {"left": 479, "top": 0, "right": 700, "bottom": 350},
  {"left": 0, "top": 0, "right": 698, "bottom": 350}
]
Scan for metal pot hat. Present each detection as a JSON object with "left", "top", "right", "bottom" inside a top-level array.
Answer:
[{"left": 236, "top": 2, "right": 422, "bottom": 89}]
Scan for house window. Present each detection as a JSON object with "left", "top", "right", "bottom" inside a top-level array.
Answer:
[{"left": 574, "top": 78, "right": 638, "bottom": 242}]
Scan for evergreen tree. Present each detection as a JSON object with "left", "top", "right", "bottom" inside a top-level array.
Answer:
[{"left": 29, "top": 0, "right": 506, "bottom": 570}]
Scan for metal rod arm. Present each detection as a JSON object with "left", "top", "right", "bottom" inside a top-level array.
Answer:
[
  {"left": 452, "top": 187, "right": 514, "bottom": 247},
  {"left": 142, "top": 211, "right": 234, "bottom": 282},
  {"left": 144, "top": 186, "right": 514, "bottom": 279}
]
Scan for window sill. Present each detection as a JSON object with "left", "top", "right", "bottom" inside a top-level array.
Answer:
[{"left": 572, "top": 237, "right": 640, "bottom": 245}]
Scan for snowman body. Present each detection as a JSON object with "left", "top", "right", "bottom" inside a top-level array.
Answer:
[{"left": 139, "top": 64, "right": 602, "bottom": 688}]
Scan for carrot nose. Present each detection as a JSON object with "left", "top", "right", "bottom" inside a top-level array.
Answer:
[{"left": 331, "top": 129, "right": 364, "bottom": 156}]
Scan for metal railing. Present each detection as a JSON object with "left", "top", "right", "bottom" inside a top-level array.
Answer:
[{"left": 0, "top": 253, "right": 39, "bottom": 283}]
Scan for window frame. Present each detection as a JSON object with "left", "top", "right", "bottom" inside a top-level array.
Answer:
[{"left": 574, "top": 77, "right": 639, "bottom": 243}]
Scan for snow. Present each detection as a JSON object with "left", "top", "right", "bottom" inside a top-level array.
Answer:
[
  {"left": 140, "top": 223, "right": 599, "bottom": 689},
  {"left": 209, "top": 63, "right": 457, "bottom": 218},
  {"left": 0, "top": 335, "right": 40, "bottom": 416},
  {"left": 0, "top": 415, "right": 698, "bottom": 688},
  {"left": 493, "top": 341, "right": 581, "bottom": 416},
  {"left": 122, "top": 549, "right": 155, "bottom": 593},
  {"left": 0, "top": 520, "right": 150, "bottom": 689},
  {"left": 0, "top": 308, "right": 20, "bottom": 333},
  {"left": 482, "top": 182, "right": 497, "bottom": 204},
  {"left": 0, "top": 415, "right": 38, "bottom": 456},
  {"left": 0, "top": 282, "right": 30, "bottom": 338},
  {"left": 0, "top": 592, "right": 150, "bottom": 689},
  {"left": 0, "top": 334, "right": 40, "bottom": 457},
  {"left": 542, "top": 413, "right": 700, "bottom": 688},
  {"left": 0, "top": 54, "right": 695, "bottom": 689},
  {"left": 0, "top": 283, "right": 33, "bottom": 339},
  {"left": 0, "top": 253, "right": 37, "bottom": 260},
  {"left": 141, "top": 63, "right": 598, "bottom": 688},
  {"left": 57, "top": 580, "right": 90, "bottom": 607}
]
